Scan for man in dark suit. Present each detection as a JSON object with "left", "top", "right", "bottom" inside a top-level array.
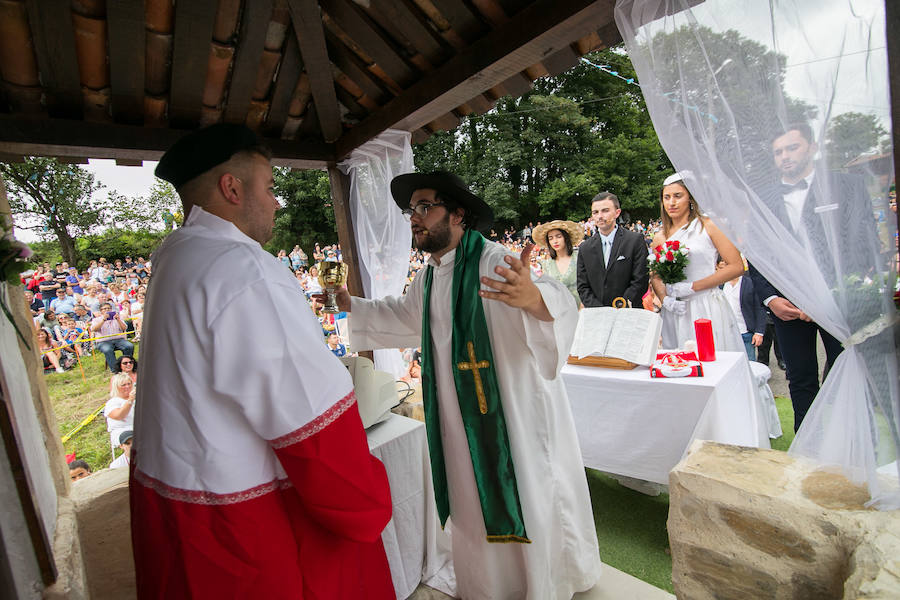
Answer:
[
  {"left": 576, "top": 192, "right": 649, "bottom": 308},
  {"left": 748, "top": 123, "right": 877, "bottom": 432}
]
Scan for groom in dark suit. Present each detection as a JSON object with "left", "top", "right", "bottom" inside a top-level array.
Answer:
[
  {"left": 577, "top": 192, "right": 649, "bottom": 308},
  {"left": 748, "top": 123, "right": 877, "bottom": 432}
]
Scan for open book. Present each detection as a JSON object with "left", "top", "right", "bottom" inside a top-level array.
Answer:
[{"left": 569, "top": 307, "right": 662, "bottom": 366}]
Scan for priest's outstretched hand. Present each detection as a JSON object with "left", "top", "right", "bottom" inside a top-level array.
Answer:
[{"left": 480, "top": 242, "right": 553, "bottom": 321}]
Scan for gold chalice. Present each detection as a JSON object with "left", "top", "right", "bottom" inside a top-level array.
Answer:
[{"left": 316, "top": 261, "right": 348, "bottom": 313}]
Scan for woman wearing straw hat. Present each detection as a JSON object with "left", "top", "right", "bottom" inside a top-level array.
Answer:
[{"left": 532, "top": 219, "right": 584, "bottom": 307}]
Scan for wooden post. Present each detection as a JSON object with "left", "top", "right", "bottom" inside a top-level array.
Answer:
[
  {"left": 887, "top": 0, "right": 899, "bottom": 238},
  {"left": 327, "top": 164, "right": 365, "bottom": 298},
  {"left": 327, "top": 163, "right": 373, "bottom": 361}
]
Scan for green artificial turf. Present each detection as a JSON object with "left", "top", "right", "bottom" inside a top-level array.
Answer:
[
  {"left": 586, "top": 469, "right": 674, "bottom": 593},
  {"left": 587, "top": 395, "right": 796, "bottom": 593}
]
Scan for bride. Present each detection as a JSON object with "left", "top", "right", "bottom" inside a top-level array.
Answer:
[{"left": 650, "top": 173, "right": 745, "bottom": 352}]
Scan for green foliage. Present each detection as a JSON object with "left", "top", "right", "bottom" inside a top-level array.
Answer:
[
  {"left": 1, "top": 158, "right": 106, "bottom": 264},
  {"left": 825, "top": 112, "right": 889, "bottom": 170},
  {"left": 411, "top": 46, "right": 672, "bottom": 228},
  {"left": 25, "top": 239, "right": 64, "bottom": 267},
  {"left": 268, "top": 168, "right": 337, "bottom": 255},
  {"left": 76, "top": 229, "right": 168, "bottom": 265}
]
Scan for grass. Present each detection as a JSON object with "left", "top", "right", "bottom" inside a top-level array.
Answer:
[
  {"left": 588, "top": 395, "right": 796, "bottom": 593},
  {"left": 46, "top": 359, "right": 798, "bottom": 593},
  {"left": 48, "top": 344, "right": 139, "bottom": 470}
]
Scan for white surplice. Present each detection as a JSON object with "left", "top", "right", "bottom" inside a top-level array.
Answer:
[{"left": 351, "top": 240, "right": 602, "bottom": 600}]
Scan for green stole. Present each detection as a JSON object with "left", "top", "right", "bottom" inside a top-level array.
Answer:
[{"left": 420, "top": 229, "right": 529, "bottom": 544}]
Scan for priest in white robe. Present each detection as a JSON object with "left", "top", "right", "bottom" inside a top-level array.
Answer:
[{"left": 334, "top": 172, "right": 602, "bottom": 599}]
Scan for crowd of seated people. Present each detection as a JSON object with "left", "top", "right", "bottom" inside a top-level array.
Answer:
[{"left": 21, "top": 256, "right": 150, "bottom": 374}]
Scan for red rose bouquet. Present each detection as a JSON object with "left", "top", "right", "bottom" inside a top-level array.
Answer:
[{"left": 647, "top": 240, "right": 689, "bottom": 284}]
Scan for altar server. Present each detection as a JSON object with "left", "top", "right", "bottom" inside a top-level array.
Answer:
[
  {"left": 131, "top": 124, "right": 394, "bottom": 599},
  {"left": 333, "top": 171, "right": 602, "bottom": 599}
]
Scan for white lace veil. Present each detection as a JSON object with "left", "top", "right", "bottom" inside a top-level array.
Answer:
[{"left": 616, "top": 0, "right": 898, "bottom": 507}]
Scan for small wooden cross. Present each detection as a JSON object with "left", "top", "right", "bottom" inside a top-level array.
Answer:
[{"left": 457, "top": 341, "right": 491, "bottom": 414}]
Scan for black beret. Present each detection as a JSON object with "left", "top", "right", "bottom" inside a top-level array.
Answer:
[{"left": 155, "top": 124, "right": 265, "bottom": 188}]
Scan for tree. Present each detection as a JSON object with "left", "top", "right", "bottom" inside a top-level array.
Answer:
[
  {"left": 1, "top": 158, "right": 106, "bottom": 265},
  {"left": 412, "top": 46, "right": 673, "bottom": 226},
  {"left": 825, "top": 112, "right": 889, "bottom": 169},
  {"left": 268, "top": 167, "right": 337, "bottom": 255},
  {"left": 641, "top": 26, "right": 816, "bottom": 185}
]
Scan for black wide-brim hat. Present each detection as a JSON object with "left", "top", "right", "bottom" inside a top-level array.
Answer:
[{"left": 390, "top": 171, "right": 494, "bottom": 232}]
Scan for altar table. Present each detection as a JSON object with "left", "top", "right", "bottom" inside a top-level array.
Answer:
[
  {"left": 367, "top": 413, "right": 455, "bottom": 599},
  {"left": 562, "top": 351, "right": 770, "bottom": 485}
]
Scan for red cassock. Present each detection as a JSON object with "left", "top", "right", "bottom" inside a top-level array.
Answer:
[{"left": 130, "top": 393, "right": 395, "bottom": 600}]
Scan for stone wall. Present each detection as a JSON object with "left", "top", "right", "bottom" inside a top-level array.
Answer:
[
  {"left": 68, "top": 468, "right": 135, "bottom": 600},
  {"left": 668, "top": 441, "right": 900, "bottom": 599}
]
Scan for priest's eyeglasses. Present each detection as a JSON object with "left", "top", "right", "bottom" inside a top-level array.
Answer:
[{"left": 402, "top": 203, "right": 445, "bottom": 218}]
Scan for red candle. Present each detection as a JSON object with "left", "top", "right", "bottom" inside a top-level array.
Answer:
[{"left": 694, "top": 319, "right": 716, "bottom": 361}]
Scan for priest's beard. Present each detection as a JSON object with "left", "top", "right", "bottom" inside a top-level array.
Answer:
[{"left": 414, "top": 212, "right": 453, "bottom": 253}]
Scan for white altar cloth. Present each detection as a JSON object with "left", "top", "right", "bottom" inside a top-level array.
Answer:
[
  {"left": 367, "top": 413, "right": 455, "bottom": 599},
  {"left": 562, "top": 351, "right": 770, "bottom": 485}
]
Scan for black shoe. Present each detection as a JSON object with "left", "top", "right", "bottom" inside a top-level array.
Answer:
[{"left": 777, "top": 359, "right": 786, "bottom": 371}]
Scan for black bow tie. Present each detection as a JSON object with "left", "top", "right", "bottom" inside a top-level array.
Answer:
[{"left": 779, "top": 179, "right": 808, "bottom": 195}]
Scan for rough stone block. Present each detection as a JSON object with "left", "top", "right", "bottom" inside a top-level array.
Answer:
[
  {"left": 69, "top": 467, "right": 135, "bottom": 600},
  {"left": 668, "top": 441, "right": 900, "bottom": 600}
]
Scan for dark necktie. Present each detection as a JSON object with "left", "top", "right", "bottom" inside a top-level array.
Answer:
[{"left": 779, "top": 179, "right": 808, "bottom": 196}]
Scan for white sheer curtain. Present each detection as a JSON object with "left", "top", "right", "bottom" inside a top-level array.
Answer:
[
  {"left": 616, "top": 0, "right": 899, "bottom": 507},
  {"left": 339, "top": 129, "right": 414, "bottom": 378}
]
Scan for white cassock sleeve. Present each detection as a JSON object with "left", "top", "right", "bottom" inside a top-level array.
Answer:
[
  {"left": 349, "top": 274, "right": 425, "bottom": 351},
  {"left": 479, "top": 246, "right": 579, "bottom": 381},
  {"left": 207, "top": 278, "right": 355, "bottom": 440},
  {"left": 521, "top": 276, "right": 579, "bottom": 380}
]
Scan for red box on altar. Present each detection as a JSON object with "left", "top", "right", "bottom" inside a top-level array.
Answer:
[{"left": 650, "top": 351, "right": 704, "bottom": 378}]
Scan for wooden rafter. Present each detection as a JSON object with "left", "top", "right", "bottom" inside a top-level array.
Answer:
[
  {"left": 0, "top": 115, "right": 334, "bottom": 167},
  {"left": 368, "top": 0, "right": 451, "bottom": 64},
  {"left": 106, "top": 0, "right": 146, "bottom": 123},
  {"left": 224, "top": 0, "right": 274, "bottom": 123},
  {"left": 335, "top": 0, "right": 616, "bottom": 157},
  {"left": 24, "top": 0, "right": 82, "bottom": 117},
  {"left": 170, "top": 0, "right": 218, "bottom": 126},
  {"left": 287, "top": 0, "right": 343, "bottom": 142},
  {"left": 266, "top": 30, "right": 304, "bottom": 136},
  {"left": 320, "top": 0, "right": 418, "bottom": 87},
  {"left": 428, "top": 0, "right": 488, "bottom": 42},
  {"left": 326, "top": 34, "right": 391, "bottom": 104}
]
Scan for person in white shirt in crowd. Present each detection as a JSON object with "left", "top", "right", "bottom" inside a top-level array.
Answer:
[
  {"left": 104, "top": 373, "right": 136, "bottom": 446},
  {"left": 90, "top": 260, "right": 110, "bottom": 284}
]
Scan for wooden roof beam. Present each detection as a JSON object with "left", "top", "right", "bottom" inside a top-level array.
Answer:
[
  {"left": 319, "top": 0, "right": 418, "bottom": 87},
  {"left": 24, "top": 0, "right": 82, "bottom": 118},
  {"left": 169, "top": 0, "right": 218, "bottom": 126},
  {"left": 0, "top": 115, "right": 334, "bottom": 167},
  {"left": 265, "top": 30, "right": 304, "bottom": 136},
  {"left": 107, "top": 0, "right": 146, "bottom": 124},
  {"left": 224, "top": 0, "right": 274, "bottom": 123},
  {"left": 287, "top": 0, "right": 343, "bottom": 142},
  {"left": 335, "top": 0, "right": 616, "bottom": 157}
]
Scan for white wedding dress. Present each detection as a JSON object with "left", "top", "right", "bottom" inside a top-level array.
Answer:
[{"left": 661, "top": 219, "right": 744, "bottom": 353}]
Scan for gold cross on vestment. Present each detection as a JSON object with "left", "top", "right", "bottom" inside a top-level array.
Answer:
[{"left": 457, "top": 341, "right": 491, "bottom": 414}]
